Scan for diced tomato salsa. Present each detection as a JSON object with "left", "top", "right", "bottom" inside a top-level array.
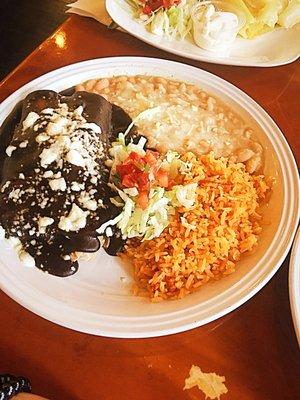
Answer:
[
  {"left": 115, "top": 150, "right": 171, "bottom": 209},
  {"left": 142, "top": 0, "right": 181, "bottom": 15}
]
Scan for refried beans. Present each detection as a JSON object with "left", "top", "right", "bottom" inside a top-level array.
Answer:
[{"left": 77, "top": 75, "right": 263, "bottom": 174}]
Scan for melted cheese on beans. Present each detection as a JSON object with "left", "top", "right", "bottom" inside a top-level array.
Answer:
[{"left": 77, "top": 75, "right": 263, "bottom": 173}]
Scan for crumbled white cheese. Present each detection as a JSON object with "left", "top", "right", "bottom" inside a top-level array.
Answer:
[
  {"left": 82, "top": 122, "right": 101, "bottom": 134},
  {"left": 22, "top": 111, "right": 39, "bottom": 130},
  {"left": 71, "top": 181, "right": 85, "bottom": 192},
  {"left": 8, "top": 188, "right": 22, "bottom": 200},
  {"left": 39, "top": 198, "right": 48, "bottom": 209},
  {"left": 19, "top": 140, "right": 28, "bottom": 148},
  {"left": 57, "top": 135, "right": 71, "bottom": 148},
  {"left": 19, "top": 173, "right": 25, "bottom": 179},
  {"left": 1, "top": 181, "right": 11, "bottom": 192},
  {"left": 90, "top": 176, "right": 98, "bottom": 184},
  {"left": 36, "top": 133, "right": 49, "bottom": 143},
  {"left": 38, "top": 216, "right": 54, "bottom": 234},
  {"left": 32, "top": 102, "right": 104, "bottom": 178},
  {"left": 58, "top": 204, "right": 88, "bottom": 232},
  {"left": 39, "top": 145, "right": 60, "bottom": 167},
  {"left": 74, "top": 106, "right": 83, "bottom": 116},
  {"left": 78, "top": 192, "right": 97, "bottom": 211},
  {"left": 66, "top": 149, "right": 85, "bottom": 167},
  {"left": 105, "top": 227, "right": 113, "bottom": 237},
  {"left": 41, "top": 108, "right": 54, "bottom": 115},
  {"left": 55, "top": 102, "right": 68, "bottom": 114},
  {"left": 18, "top": 250, "right": 36, "bottom": 268},
  {"left": 46, "top": 118, "right": 67, "bottom": 136},
  {"left": 0, "top": 225, "right": 5, "bottom": 239},
  {"left": 38, "top": 216, "right": 54, "bottom": 227},
  {"left": 49, "top": 177, "right": 67, "bottom": 191},
  {"left": 52, "top": 114, "right": 69, "bottom": 126},
  {"left": 6, "top": 145, "right": 17, "bottom": 157},
  {"left": 69, "top": 138, "right": 82, "bottom": 151},
  {"left": 43, "top": 170, "right": 54, "bottom": 178}
]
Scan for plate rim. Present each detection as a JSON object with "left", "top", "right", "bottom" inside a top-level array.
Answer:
[
  {"left": 106, "top": 0, "right": 300, "bottom": 68},
  {"left": 0, "top": 56, "right": 299, "bottom": 338},
  {"left": 289, "top": 226, "right": 300, "bottom": 346}
]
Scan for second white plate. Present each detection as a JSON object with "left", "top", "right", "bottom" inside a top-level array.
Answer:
[
  {"left": 106, "top": 0, "right": 300, "bottom": 67},
  {"left": 289, "top": 227, "right": 300, "bottom": 346}
]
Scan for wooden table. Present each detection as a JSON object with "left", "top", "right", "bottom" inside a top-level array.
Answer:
[{"left": 0, "top": 16, "right": 299, "bottom": 400}]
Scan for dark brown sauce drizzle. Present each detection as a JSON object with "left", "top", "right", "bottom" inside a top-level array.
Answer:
[
  {"left": 0, "top": 101, "right": 23, "bottom": 182},
  {"left": 0, "top": 89, "right": 136, "bottom": 277}
]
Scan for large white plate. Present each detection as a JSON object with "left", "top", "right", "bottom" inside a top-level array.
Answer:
[
  {"left": 106, "top": 0, "right": 300, "bottom": 67},
  {"left": 0, "top": 57, "right": 299, "bottom": 338},
  {"left": 289, "top": 227, "right": 300, "bottom": 346}
]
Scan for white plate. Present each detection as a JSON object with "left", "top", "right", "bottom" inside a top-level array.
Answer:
[
  {"left": 106, "top": 0, "right": 300, "bottom": 67},
  {"left": 0, "top": 57, "right": 299, "bottom": 338},
  {"left": 289, "top": 227, "right": 300, "bottom": 345}
]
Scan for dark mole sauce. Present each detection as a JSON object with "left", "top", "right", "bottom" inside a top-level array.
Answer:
[
  {"left": 0, "top": 87, "right": 135, "bottom": 277},
  {"left": 0, "top": 101, "right": 23, "bottom": 182}
]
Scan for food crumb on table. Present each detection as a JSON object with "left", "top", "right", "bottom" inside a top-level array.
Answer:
[{"left": 184, "top": 365, "right": 228, "bottom": 399}]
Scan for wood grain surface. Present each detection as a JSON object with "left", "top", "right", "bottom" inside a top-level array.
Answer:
[
  {"left": 0, "top": 16, "right": 299, "bottom": 400},
  {"left": 0, "top": 0, "right": 69, "bottom": 80}
]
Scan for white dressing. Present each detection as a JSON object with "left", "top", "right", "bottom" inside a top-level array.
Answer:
[{"left": 192, "top": 4, "right": 239, "bottom": 55}]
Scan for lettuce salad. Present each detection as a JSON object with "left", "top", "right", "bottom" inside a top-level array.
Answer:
[
  {"left": 98, "top": 115, "right": 198, "bottom": 242},
  {"left": 127, "top": 0, "right": 300, "bottom": 40},
  {"left": 128, "top": 0, "right": 195, "bottom": 39}
]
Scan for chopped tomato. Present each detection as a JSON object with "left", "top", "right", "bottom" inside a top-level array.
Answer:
[
  {"left": 142, "top": 5, "right": 152, "bottom": 14},
  {"left": 162, "top": 0, "right": 178, "bottom": 8},
  {"left": 137, "top": 191, "right": 149, "bottom": 210},
  {"left": 121, "top": 174, "right": 137, "bottom": 188},
  {"left": 145, "top": 0, "right": 163, "bottom": 12},
  {"left": 144, "top": 150, "right": 159, "bottom": 166},
  {"left": 142, "top": 0, "right": 180, "bottom": 14},
  {"left": 115, "top": 149, "right": 171, "bottom": 208},
  {"left": 117, "top": 163, "right": 135, "bottom": 179},
  {"left": 116, "top": 152, "right": 150, "bottom": 191},
  {"left": 155, "top": 169, "right": 169, "bottom": 188},
  {"left": 167, "top": 178, "right": 176, "bottom": 189},
  {"left": 136, "top": 172, "right": 150, "bottom": 191},
  {"left": 128, "top": 152, "right": 141, "bottom": 162}
]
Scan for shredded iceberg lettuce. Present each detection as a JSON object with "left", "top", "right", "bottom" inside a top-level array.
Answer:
[
  {"left": 98, "top": 181, "right": 198, "bottom": 241},
  {"left": 100, "top": 134, "right": 198, "bottom": 241},
  {"left": 167, "top": 183, "right": 198, "bottom": 208},
  {"left": 278, "top": 0, "right": 300, "bottom": 28},
  {"left": 148, "top": 2, "right": 194, "bottom": 40},
  {"left": 99, "top": 109, "right": 200, "bottom": 241}
]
